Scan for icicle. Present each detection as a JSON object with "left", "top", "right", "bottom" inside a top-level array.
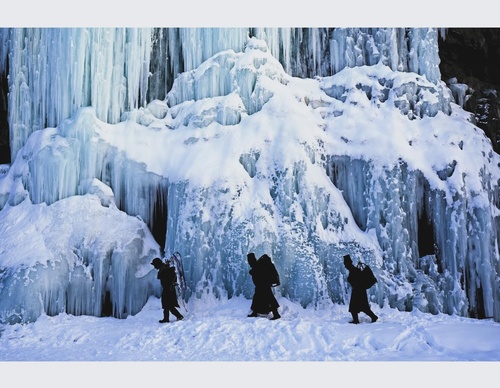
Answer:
[{"left": 3, "top": 28, "right": 153, "bottom": 161}]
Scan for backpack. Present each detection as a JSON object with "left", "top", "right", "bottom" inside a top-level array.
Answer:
[
  {"left": 259, "top": 254, "right": 280, "bottom": 287},
  {"left": 169, "top": 252, "right": 186, "bottom": 292},
  {"left": 269, "top": 262, "right": 280, "bottom": 287},
  {"left": 359, "top": 263, "right": 377, "bottom": 289}
]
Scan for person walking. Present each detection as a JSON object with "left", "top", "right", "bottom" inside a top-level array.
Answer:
[
  {"left": 343, "top": 254, "right": 378, "bottom": 324},
  {"left": 247, "top": 252, "right": 264, "bottom": 317},
  {"left": 247, "top": 252, "right": 281, "bottom": 320},
  {"left": 151, "top": 257, "right": 184, "bottom": 323}
]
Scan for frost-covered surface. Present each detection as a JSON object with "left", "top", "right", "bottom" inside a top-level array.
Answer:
[{"left": 0, "top": 29, "right": 499, "bottom": 326}]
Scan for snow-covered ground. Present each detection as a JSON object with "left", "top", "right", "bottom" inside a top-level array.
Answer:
[
  {"left": 4, "top": 295, "right": 500, "bottom": 362},
  {"left": 1, "top": 295, "right": 498, "bottom": 386}
]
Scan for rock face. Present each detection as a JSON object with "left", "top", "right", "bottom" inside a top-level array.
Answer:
[{"left": 439, "top": 28, "right": 500, "bottom": 153}]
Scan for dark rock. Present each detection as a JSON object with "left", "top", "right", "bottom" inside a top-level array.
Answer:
[{"left": 439, "top": 28, "right": 500, "bottom": 153}]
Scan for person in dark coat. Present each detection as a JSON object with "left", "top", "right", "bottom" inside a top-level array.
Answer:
[
  {"left": 247, "top": 253, "right": 281, "bottom": 320},
  {"left": 151, "top": 257, "right": 184, "bottom": 323},
  {"left": 343, "top": 254, "right": 378, "bottom": 324},
  {"left": 247, "top": 252, "right": 269, "bottom": 316}
]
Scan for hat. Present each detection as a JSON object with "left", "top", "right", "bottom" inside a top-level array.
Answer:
[
  {"left": 343, "top": 254, "right": 352, "bottom": 265},
  {"left": 151, "top": 258, "right": 163, "bottom": 267},
  {"left": 247, "top": 252, "right": 257, "bottom": 266}
]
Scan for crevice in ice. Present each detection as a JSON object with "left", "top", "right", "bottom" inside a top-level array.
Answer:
[
  {"left": 0, "top": 65, "right": 9, "bottom": 165},
  {"left": 436, "top": 160, "right": 457, "bottom": 181},
  {"left": 469, "top": 283, "right": 486, "bottom": 319},
  {"left": 239, "top": 151, "right": 260, "bottom": 178},
  {"left": 152, "top": 185, "right": 168, "bottom": 253},
  {"left": 417, "top": 198, "right": 436, "bottom": 259},
  {"left": 101, "top": 291, "right": 112, "bottom": 317}
]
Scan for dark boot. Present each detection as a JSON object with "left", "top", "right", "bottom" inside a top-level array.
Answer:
[
  {"left": 159, "top": 310, "right": 169, "bottom": 323},
  {"left": 247, "top": 311, "right": 258, "bottom": 317},
  {"left": 270, "top": 310, "right": 281, "bottom": 320},
  {"left": 367, "top": 310, "right": 378, "bottom": 323},
  {"left": 171, "top": 307, "right": 184, "bottom": 321},
  {"left": 349, "top": 312, "right": 359, "bottom": 324}
]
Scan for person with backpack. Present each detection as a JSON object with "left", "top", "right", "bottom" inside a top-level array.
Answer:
[
  {"left": 247, "top": 253, "right": 281, "bottom": 320},
  {"left": 343, "top": 254, "right": 378, "bottom": 324},
  {"left": 247, "top": 252, "right": 262, "bottom": 315},
  {"left": 151, "top": 257, "right": 184, "bottom": 323}
]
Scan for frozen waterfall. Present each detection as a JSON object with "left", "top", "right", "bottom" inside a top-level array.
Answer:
[
  {"left": 0, "top": 27, "right": 443, "bottom": 163},
  {"left": 0, "top": 28, "right": 498, "bottom": 324}
]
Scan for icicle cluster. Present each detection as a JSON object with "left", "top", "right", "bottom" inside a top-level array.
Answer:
[
  {"left": 0, "top": 28, "right": 498, "bottom": 325},
  {"left": 0, "top": 27, "right": 442, "bottom": 163},
  {"left": 0, "top": 28, "right": 153, "bottom": 160}
]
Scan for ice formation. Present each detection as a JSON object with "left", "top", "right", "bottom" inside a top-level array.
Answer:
[
  {"left": 0, "top": 28, "right": 498, "bottom": 324},
  {"left": 0, "top": 194, "right": 161, "bottom": 324}
]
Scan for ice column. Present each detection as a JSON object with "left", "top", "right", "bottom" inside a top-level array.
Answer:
[{"left": 1, "top": 28, "right": 153, "bottom": 161}]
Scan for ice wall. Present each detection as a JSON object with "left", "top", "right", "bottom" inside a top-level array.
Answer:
[
  {"left": 0, "top": 27, "right": 442, "bottom": 163},
  {"left": 0, "top": 28, "right": 498, "bottom": 324},
  {"left": 319, "top": 64, "right": 500, "bottom": 319},
  {"left": 159, "top": 38, "right": 386, "bottom": 308},
  {"left": 0, "top": 37, "right": 386, "bottom": 323},
  {"left": 0, "top": 107, "right": 169, "bottom": 235},
  {"left": 0, "top": 28, "right": 153, "bottom": 160},
  {"left": 0, "top": 194, "right": 161, "bottom": 324}
]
